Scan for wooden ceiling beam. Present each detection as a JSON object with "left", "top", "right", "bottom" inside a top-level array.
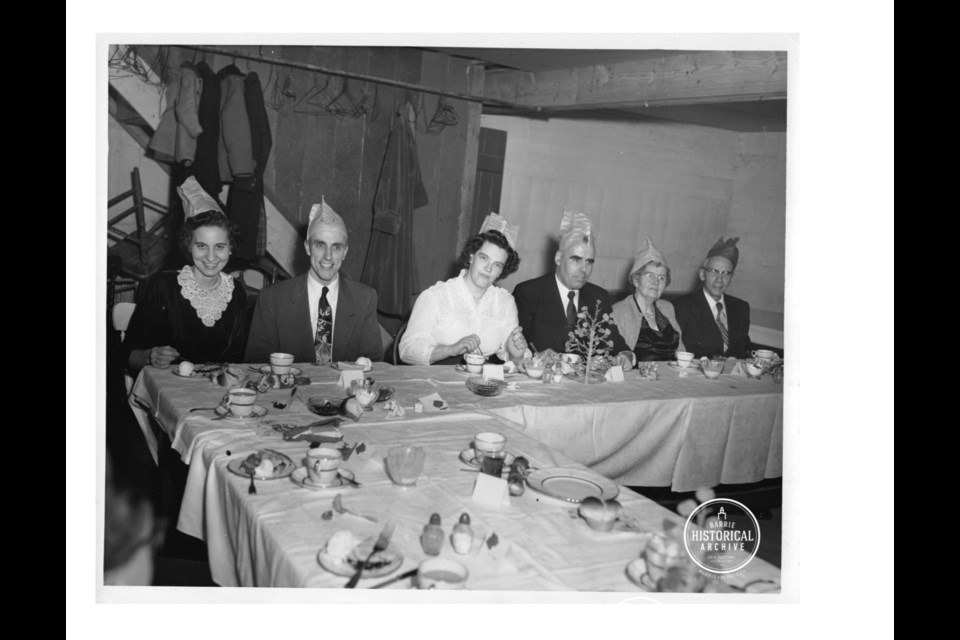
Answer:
[{"left": 482, "top": 51, "right": 787, "bottom": 110}]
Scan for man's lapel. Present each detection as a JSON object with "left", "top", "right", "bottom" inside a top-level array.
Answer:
[{"left": 289, "top": 274, "right": 313, "bottom": 358}]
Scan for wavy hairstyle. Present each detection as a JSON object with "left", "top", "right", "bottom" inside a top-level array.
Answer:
[
  {"left": 178, "top": 210, "right": 240, "bottom": 258},
  {"left": 457, "top": 230, "right": 521, "bottom": 280}
]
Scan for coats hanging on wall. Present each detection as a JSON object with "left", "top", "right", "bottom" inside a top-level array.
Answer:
[
  {"left": 148, "top": 62, "right": 204, "bottom": 165},
  {"left": 360, "top": 109, "right": 429, "bottom": 317},
  {"left": 192, "top": 61, "right": 222, "bottom": 201}
]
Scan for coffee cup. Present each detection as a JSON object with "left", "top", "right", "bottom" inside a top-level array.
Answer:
[
  {"left": 226, "top": 387, "right": 257, "bottom": 416},
  {"left": 417, "top": 557, "right": 469, "bottom": 589},
  {"left": 270, "top": 352, "right": 295, "bottom": 375},
  {"left": 751, "top": 349, "right": 775, "bottom": 363},
  {"left": 473, "top": 432, "right": 506, "bottom": 462},
  {"left": 305, "top": 446, "right": 343, "bottom": 485},
  {"left": 464, "top": 353, "right": 485, "bottom": 374},
  {"left": 676, "top": 351, "right": 695, "bottom": 368}
]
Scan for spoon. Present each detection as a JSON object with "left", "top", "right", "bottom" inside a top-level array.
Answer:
[{"left": 248, "top": 470, "right": 257, "bottom": 494}]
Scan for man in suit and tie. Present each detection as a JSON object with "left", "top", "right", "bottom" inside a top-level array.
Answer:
[
  {"left": 673, "top": 237, "right": 752, "bottom": 359},
  {"left": 513, "top": 210, "right": 634, "bottom": 369},
  {"left": 245, "top": 199, "right": 383, "bottom": 364}
]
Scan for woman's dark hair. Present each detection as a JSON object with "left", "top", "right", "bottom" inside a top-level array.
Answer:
[
  {"left": 457, "top": 230, "right": 520, "bottom": 279},
  {"left": 178, "top": 210, "right": 240, "bottom": 258}
]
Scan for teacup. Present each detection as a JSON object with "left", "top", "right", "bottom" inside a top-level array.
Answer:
[
  {"left": 473, "top": 432, "right": 506, "bottom": 462},
  {"left": 676, "top": 351, "right": 695, "bottom": 368},
  {"left": 751, "top": 349, "right": 775, "bottom": 363},
  {"left": 305, "top": 447, "right": 343, "bottom": 485},
  {"left": 270, "top": 352, "right": 295, "bottom": 375},
  {"left": 464, "top": 353, "right": 485, "bottom": 374},
  {"left": 417, "top": 557, "right": 469, "bottom": 589},
  {"left": 226, "top": 387, "right": 257, "bottom": 416}
]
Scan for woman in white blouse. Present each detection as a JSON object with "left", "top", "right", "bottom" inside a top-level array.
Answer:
[{"left": 399, "top": 229, "right": 529, "bottom": 365}]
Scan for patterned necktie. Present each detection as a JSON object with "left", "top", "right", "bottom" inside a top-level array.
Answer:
[
  {"left": 314, "top": 286, "right": 332, "bottom": 364},
  {"left": 566, "top": 291, "right": 578, "bottom": 326},
  {"left": 716, "top": 301, "right": 729, "bottom": 353}
]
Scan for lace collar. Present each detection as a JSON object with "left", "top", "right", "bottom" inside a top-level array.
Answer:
[{"left": 177, "top": 266, "right": 234, "bottom": 327}]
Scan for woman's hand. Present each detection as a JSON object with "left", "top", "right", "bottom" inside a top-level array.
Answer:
[
  {"left": 504, "top": 326, "right": 528, "bottom": 360},
  {"left": 450, "top": 334, "right": 482, "bottom": 357},
  {"left": 147, "top": 345, "right": 180, "bottom": 369}
]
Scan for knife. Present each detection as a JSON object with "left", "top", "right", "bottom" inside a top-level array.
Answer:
[{"left": 370, "top": 568, "right": 418, "bottom": 589}]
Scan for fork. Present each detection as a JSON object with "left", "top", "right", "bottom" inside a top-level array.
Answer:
[{"left": 344, "top": 524, "right": 394, "bottom": 588}]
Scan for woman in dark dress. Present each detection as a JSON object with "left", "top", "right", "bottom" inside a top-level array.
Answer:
[
  {"left": 611, "top": 238, "right": 685, "bottom": 362},
  {"left": 123, "top": 180, "right": 248, "bottom": 373}
]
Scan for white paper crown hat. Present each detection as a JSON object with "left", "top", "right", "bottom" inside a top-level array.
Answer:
[
  {"left": 478, "top": 212, "right": 519, "bottom": 249},
  {"left": 629, "top": 237, "right": 667, "bottom": 276},
  {"left": 558, "top": 208, "right": 594, "bottom": 251},
  {"left": 307, "top": 196, "right": 347, "bottom": 233},
  {"left": 177, "top": 177, "right": 222, "bottom": 218}
]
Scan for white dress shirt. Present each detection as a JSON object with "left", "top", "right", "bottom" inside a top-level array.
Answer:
[
  {"left": 555, "top": 275, "right": 580, "bottom": 316},
  {"left": 308, "top": 273, "right": 340, "bottom": 345},
  {"left": 399, "top": 271, "right": 520, "bottom": 365},
  {"left": 702, "top": 288, "right": 726, "bottom": 320}
]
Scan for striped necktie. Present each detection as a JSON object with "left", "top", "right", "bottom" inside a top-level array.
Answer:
[
  {"left": 716, "top": 301, "right": 729, "bottom": 353},
  {"left": 566, "top": 291, "right": 577, "bottom": 326}
]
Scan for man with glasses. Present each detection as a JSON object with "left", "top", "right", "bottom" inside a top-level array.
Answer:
[{"left": 673, "top": 237, "right": 753, "bottom": 359}]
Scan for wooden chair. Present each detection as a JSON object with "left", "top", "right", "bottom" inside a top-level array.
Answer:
[{"left": 108, "top": 167, "right": 171, "bottom": 280}]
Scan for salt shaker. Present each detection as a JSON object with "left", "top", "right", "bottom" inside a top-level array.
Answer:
[{"left": 451, "top": 513, "right": 474, "bottom": 554}]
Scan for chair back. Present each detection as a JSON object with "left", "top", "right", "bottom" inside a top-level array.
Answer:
[{"left": 112, "top": 302, "right": 136, "bottom": 338}]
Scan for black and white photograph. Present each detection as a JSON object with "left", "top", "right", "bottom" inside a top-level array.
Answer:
[{"left": 71, "top": 3, "right": 893, "bottom": 636}]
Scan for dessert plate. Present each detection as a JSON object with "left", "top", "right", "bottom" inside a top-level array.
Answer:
[{"left": 526, "top": 468, "right": 619, "bottom": 503}]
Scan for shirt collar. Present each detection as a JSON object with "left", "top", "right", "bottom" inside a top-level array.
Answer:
[
  {"left": 702, "top": 287, "right": 725, "bottom": 313},
  {"left": 308, "top": 272, "right": 340, "bottom": 296},
  {"left": 555, "top": 274, "right": 578, "bottom": 304}
]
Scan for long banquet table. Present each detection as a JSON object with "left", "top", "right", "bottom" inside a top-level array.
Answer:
[
  {"left": 128, "top": 361, "right": 784, "bottom": 593},
  {"left": 132, "top": 360, "right": 783, "bottom": 492}
]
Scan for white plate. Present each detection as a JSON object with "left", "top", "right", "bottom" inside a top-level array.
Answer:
[
  {"left": 227, "top": 450, "right": 296, "bottom": 480},
  {"left": 458, "top": 448, "right": 516, "bottom": 469},
  {"left": 216, "top": 404, "right": 269, "bottom": 420},
  {"left": 525, "top": 468, "right": 620, "bottom": 503},
  {"left": 330, "top": 361, "right": 372, "bottom": 372},
  {"left": 454, "top": 364, "right": 519, "bottom": 377},
  {"left": 290, "top": 467, "right": 357, "bottom": 490},
  {"left": 317, "top": 543, "right": 404, "bottom": 578},
  {"left": 257, "top": 365, "right": 303, "bottom": 376},
  {"left": 172, "top": 366, "right": 224, "bottom": 379},
  {"left": 667, "top": 361, "right": 701, "bottom": 371}
]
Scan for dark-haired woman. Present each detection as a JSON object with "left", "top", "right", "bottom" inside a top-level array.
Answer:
[
  {"left": 123, "top": 208, "right": 248, "bottom": 373},
  {"left": 399, "top": 229, "right": 529, "bottom": 365}
]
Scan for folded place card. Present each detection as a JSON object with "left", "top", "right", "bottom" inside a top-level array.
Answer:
[
  {"left": 472, "top": 472, "right": 510, "bottom": 508},
  {"left": 482, "top": 364, "right": 504, "bottom": 381},
  {"left": 338, "top": 369, "right": 365, "bottom": 389},
  {"left": 604, "top": 365, "right": 625, "bottom": 382},
  {"left": 729, "top": 361, "right": 746, "bottom": 376}
]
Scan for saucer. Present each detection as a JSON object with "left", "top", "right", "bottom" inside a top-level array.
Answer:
[
  {"left": 257, "top": 365, "right": 303, "bottom": 376},
  {"left": 459, "top": 448, "right": 516, "bottom": 469},
  {"left": 667, "top": 361, "right": 701, "bottom": 371},
  {"left": 330, "top": 361, "right": 373, "bottom": 372},
  {"left": 290, "top": 467, "right": 357, "bottom": 490},
  {"left": 455, "top": 364, "right": 483, "bottom": 375},
  {"left": 216, "top": 404, "right": 268, "bottom": 420}
]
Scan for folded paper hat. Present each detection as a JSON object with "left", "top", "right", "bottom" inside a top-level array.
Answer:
[
  {"left": 558, "top": 209, "right": 593, "bottom": 251},
  {"left": 308, "top": 196, "right": 347, "bottom": 233},
  {"left": 177, "top": 177, "right": 222, "bottom": 218},
  {"left": 705, "top": 236, "right": 740, "bottom": 269},
  {"left": 478, "top": 212, "right": 519, "bottom": 249},
  {"left": 630, "top": 237, "right": 666, "bottom": 276}
]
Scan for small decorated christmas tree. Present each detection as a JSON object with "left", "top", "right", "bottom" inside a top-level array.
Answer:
[{"left": 564, "top": 301, "right": 614, "bottom": 384}]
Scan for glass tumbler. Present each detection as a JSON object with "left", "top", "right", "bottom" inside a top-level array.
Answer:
[{"left": 385, "top": 445, "right": 426, "bottom": 487}]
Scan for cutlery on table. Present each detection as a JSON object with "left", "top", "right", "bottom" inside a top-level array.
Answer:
[
  {"left": 247, "top": 470, "right": 257, "bottom": 494},
  {"left": 345, "top": 523, "right": 394, "bottom": 589},
  {"left": 371, "top": 568, "right": 418, "bottom": 589}
]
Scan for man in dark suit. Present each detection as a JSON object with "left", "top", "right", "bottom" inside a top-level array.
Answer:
[
  {"left": 673, "top": 237, "right": 752, "bottom": 359},
  {"left": 245, "top": 200, "right": 382, "bottom": 364},
  {"left": 513, "top": 211, "right": 634, "bottom": 368}
]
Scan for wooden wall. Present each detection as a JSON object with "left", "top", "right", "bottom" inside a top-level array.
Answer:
[
  {"left": 154, "top": 45, "right": 481, "bottom": 293},
  {"left": 482, "top": 114, "right": 786, "bottom": 327}
]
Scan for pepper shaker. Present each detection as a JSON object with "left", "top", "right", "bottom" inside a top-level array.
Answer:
[{"left": 420, "top": 513, "right": 444, "bottom": 556}]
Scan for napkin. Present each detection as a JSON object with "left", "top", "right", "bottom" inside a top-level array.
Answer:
[
  {"left": 418, "top": 392, "right": 448, "bottom": 413},
  {"left": 280, "top": 421, "right": 344, "bottom": 443}
]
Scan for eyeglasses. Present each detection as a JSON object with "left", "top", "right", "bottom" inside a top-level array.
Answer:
[
  {"left": 704, "top": 268, "right": 734, "bottom": 278},
  {"left": 640, "top": 273, "right": 668, "bottom": 283}
]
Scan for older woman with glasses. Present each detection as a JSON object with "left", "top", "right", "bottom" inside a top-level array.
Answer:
[{"left": 611, "top": 238, "right": 684, "bottom": 362}]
